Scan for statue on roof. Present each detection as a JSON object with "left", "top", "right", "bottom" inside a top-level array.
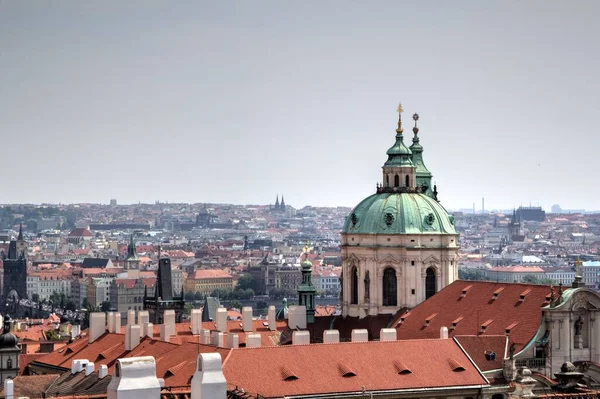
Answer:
[{"left": 575, "top": 316, "right": 584, "bottom": 336}]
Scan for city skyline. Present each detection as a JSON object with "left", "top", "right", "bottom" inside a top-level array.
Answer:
[{"left": 1, "top": 1, "right": 599, "bottom": 210}]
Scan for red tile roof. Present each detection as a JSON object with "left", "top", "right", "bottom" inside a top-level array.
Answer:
[
  {"left": 222, "top": 338, "right": 487, "bottom": 398},
  {"left": 394, "top": 280, "right": 551, "bottom": 352},
  {"left": 455, "top": 335, "right": 507, "bottom": 371}
]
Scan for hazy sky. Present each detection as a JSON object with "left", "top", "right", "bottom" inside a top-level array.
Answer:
[{"left": 1, "top": 1, "right": 599, "bottom": 211}]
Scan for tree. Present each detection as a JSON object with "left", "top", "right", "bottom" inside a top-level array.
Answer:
[
  {"left": 65, "top": 301, "right": 76, "bottom": 311},
  {"left": 185, "top": 292, "right": 195, "bottom": 301},
  {"left": 100, "top": 301, "right": 111, "bottom": 312},
  {"left": 81, "top": 298, "right": 89, "bottom": 309},
  {"left": 521, "top": 275, "right": 555, "bottom": 285},
  {"left": 236, "top": 274, "right": 254, "bottom": 291},
  {"left": 194, "top": 291, "right": 203, "bottom": 301},
  {"left": 184, "top": 303, "right": 194, "bottom": 316},
  {"left": 458, "top": 269, "right": 488, "bottom": 281},
  {"left": 229, "top": 300, "right": 243, "bottom": 310},
  {"left": 31, "top": 293, "right": 40, "bottom": 304}
]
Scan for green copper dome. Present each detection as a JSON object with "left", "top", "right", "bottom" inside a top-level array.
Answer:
[{"left": 342, "top": 193, "right": 456, "bottom": 235}]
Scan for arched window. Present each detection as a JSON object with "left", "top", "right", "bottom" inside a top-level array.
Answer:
[
  {"left": 405, "top": 175, "right": 410, "bottom": 187},
  {"left": 386, "top": 175, "right": 389, "bottom": 187},
  {"left": 351, "top": 267, "right": 359, "bottom": 305},
  {"left": 382, "top": 268, "right": 397, "bottom": 306},
  {"left": 394, "top": 175, "right": 399, "bottom": 187},
  {"left": 426, "top": 267, "right": 436, "bottom": 299},
  {"left": 7, "top": 358, "right": 13, "bottom": 369},
  {"left": 491, "top": 394, "right": 505, "bottom": 399}
]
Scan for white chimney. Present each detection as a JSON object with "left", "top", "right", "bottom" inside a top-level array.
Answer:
[
  {"left": 267, "top": 306, "right": 276, "bottom": 331},
  {"left": 292, "top": 331, "right": 310, "bottom": 345},
  {"left": 99, "top": 365, "right": 108, "bottom": 379},
  {"left": 106, "top": 356, "right": 161, "bottom": 399},
  {"left": 246, "top": 333, "right": 261, "bottom": 348},
  {"left": 440, "top": 326, "right": 449, "bottom": 339},
  {"left": 71, "top": 359, "right": 89, "bottom": 374},
  {"left": 351, "top": 329, "right": 368, "bottom": 342},
  {"left": 112, "top": 312, "right": 122, "bottom": 334},
  {"left": 164, "top": 310, "right": 175, "bottom": 330},
  {"left": 85, "top": 362, "right": 95, "bottom": 376},
  {"left": 190, "top": 353, "right": 227, "bottom": 399},
  {"left": 143, "top": 322, "right": 154, "bottom": 339},
  {"left": 127, "top": 310, "right": 135, "bottom": 326},
  {"left": 71, "top": 324, "right": 81, "bottom": 339},
  {"left": 4, "top": 378, "right": 13, "bottom": 399},
  {"left": 242, "top": 307, "right": 253, "bottom": 332},
  {"left": 380, "top": 328, "right": 397, "bottom": 341},
  {"left": 89, "top": 313, "right": 106, "bottom": 343},
  {"left": 137, "top": 311, "right": 149, "bottom": 328},
  {"left": 216, "top": 307, "right": 227, "bottom": 332},
  {"left": 288, "top": 306, "right": 307, "bottom": 329},
  {"left": 107, "top": 312, "right": 115, "bottom": 333},
  {"left": 227, "top": 333, "right": 239, "bottom": 349},
  {"left": 159, "top": 324, "right": 170, "bottom": 342},
  {"left": 201, "top": 329, "right": 211, "bottom": 345},
  {"left": 211, "top": 331, "right": 225, "bottom": 347},
  {"left": 191, "top": 309, "right": 202, "bottom": 335},
  {"left": 323, "top": 329, "right": 340, "bottom": 344},
  {"left": 125, "top": 325, "right": 141, "bottom": 351}
]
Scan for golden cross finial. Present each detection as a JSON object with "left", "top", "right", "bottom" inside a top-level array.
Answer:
[
  {"left": 576, "top": 257, "right": 582, "bottom": 276},
  {"left": 397, "top": 103, "right": 404, "bottom": 114},
  {"left": 396, "top": 102, "right": 404, "bottom": 132}
]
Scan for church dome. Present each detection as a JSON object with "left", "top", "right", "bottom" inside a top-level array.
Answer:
[
  {"left": 342, "top": 192, "right": 456, "bottom": 235},
  {"left": 0, "top": 317, "right": 18, "bottom": 348}
]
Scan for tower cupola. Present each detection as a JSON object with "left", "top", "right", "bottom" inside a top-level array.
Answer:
[
  {"left": 409, "top": 113, "right": 433, "bottom": 197},
  {"left": 381, "top": 104, "right": 417, "bottom": 191}
]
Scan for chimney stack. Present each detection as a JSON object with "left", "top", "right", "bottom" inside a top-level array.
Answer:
[
  {"left": 191, "top": 309, "right": 202, "bottom": 335},
  {"left": 380, "top": 328, "right": 397, "bottom": 341},
  {"left": 71, "top": 359, "right": 89, "bottom": 374},
  {"left": 190, "top": 353, "right": 227, "bottom": 399},
  {"left": 268, "top": 306, "right": 276, "bottom": 331},
  {"left": 137, "top": 311, "right": 149, "bottom": 327},
  {"left": 292, "top": 331, "right": 310, "bottom": 345},
  {"left": 71, "top": 324, "right": 81, "bottom": 339},
  {"left": 89, "top": 313, "right": 106, "bottom": 343},
  {"left": 106, "top": 356, "right": 161, "bottom": 399},
  {"left": 85, "top": 362, "right": 95, "bottom": 376},
  {"left": 440, "top": 326, "right": 449, "bottom": 339},
  {"left": 99, "top": 365, "right": 108, "bottom": 379},
  {"left": 200, "top": 329, "right": 211, "bottom": 345},
  {"left": 127, "top": 310, "right": 135, "bottom": 326},
  {"left": 211, "top": 331, "right": 225, "bottom": 347},
  {"left": 160, "top": 324, "right": 170, "bottom": 342},
  {"left": 351, "top": 329, "right": 368, "bottom": 342},
  {"left": 125, "top": 325, "right": 141, "bottom": 350},
  {"left": 227, "top": 333, "right": 239, "bottom": 349},
  {"left": 3, "top": 378, "right": 13, "bottom": 399},
  {"left": 216, "top": 307, "right": 227, "bottom": 332},
  {"left": 163, "top": 310, "right": 175, "bottom": 334},
  {"left": 323, "top": 330, "right": 340, "bottom": 344},
  {"left": 242, "top": 307, "right": 253, "bottom": 332},
  {"left": 143, "top": 322, "right": 154, "bottom": 339},
  {"left": 246, "top": 333, "right": 261, "bottom": 348},
  {"left": 107, "top": 312, "right": 115, "bottom": 333}
]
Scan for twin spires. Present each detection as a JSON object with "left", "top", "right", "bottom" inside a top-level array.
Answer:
[{"left": 380, "top": 102, "right": 435, "bottom": 199}]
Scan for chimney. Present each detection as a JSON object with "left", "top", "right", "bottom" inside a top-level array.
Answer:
[
  {"left": 380, "top": 328, "right": 397, "bottom": 341},
  {"left": 143, "top": 322, "right": 154, "bottom": 338},
  {"left": 351, "top": 329, "right": 368, "bottom": 342},
  {"left": 216, "top": 307, "right": 227, "bottom": 332},
  {"left": 125, "top": 325, "right": 141, "bottom": 351},
  {"left": 106, "top": 356, "right": 161, "bottom": 399},
  {"left": 127, "top": 310, "right": 135, "bottom": 326},
  {"left": 163, "top": 310, "right": 175, "bottom": 332},
  {"left": 71, "top": 324, "right": 81, "bottom": 339},
  {"left": 89, "top": 313, "right": 106, "bottom": 343},
  {"left": 191, "top": 309, "right": 202, "bottom": 335},
  {"left": 71, "top": 359, "right": 89, "bottom": 374},
  {"left": 137, "top": 311, "right": 149, "bottom": 327},
  {"left": 288, "top": 305, "right": 306, "bottom": 329},
  {"left": 267, "top": 306, "right": 276, "bottom": 331},
  {"left": 190, "top": 353, "right": 227, "bottom": 399},
  {"left": 242, "top": 307, "right": 253, "bottom": 332},
  {"left": 160, "top": 324, "right": 170, "bottom": 342},
  {"left": 85, "top": 362, "right": 95, "bottom": 376},
  {"left": 323, "top": 329, "right": 340, "bottom": 344},
  {"left": 440, "top": 326, "right": 449, "bottom": 339},
  {"left": 3, "top": 378, "right": 13, "bottom": 399},
  {"left": 211, "top": 331, "right": 225, "bottom": 347},
  {"left": 99, "top": 365, "right": 108, "bottom": 379},
  {"left": 292, "top": 331, "right": 310, "bottom": 345},
  {"left": 200, "top": 329, "right": 211, "bottom": 345},
  {"left": 227, "top": 333, "right": 239, "bottom": 349},
  {"left": 246, "top": 333, "right": 261, "bottom": 348},
  {"left": 107, "top": 312, "right": 115, "bottom": 333}
]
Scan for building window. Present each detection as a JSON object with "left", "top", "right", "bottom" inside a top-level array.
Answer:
[
  {"left": 382, "top": 268, "right": 397, "bottom": 307},
  {"left": 405, "top": 175, "right": 409, "bottom": 187},
  {"left": 394, "top": 174, "right": 399, "bottom": 187},
  {"left": 351, "top": 267, "right": 359, "bottom": 305},
  {"left": 7, "top": 358, "right": 12, "bottom": 369},
  {"left": 425, "top": 267, "right": 436, "bottom": 299}
]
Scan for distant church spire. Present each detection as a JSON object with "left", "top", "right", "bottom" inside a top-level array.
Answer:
[
  {"left": 17, "top": 223, "right": 23, "bottom": 241},
  {"left": 280, "top": 195, "right": 285, "bottom": 210},
  {"left": 275, "top": 195, "right": 280, "bottom": 209}
]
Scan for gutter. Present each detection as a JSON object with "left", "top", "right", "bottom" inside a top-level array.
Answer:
[{"left": 283, "top": 384, "right": 489, "bottom": 398}]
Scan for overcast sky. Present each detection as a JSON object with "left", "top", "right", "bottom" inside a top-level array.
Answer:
[{"left": 1, "top": 1, "right": 599, "bottom": 211}]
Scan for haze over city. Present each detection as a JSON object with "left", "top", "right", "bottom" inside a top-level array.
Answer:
[{"left": 1, "top": 1, "right": 599, "bottom": 211}]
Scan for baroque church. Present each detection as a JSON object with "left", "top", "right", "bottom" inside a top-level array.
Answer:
[{"left": 341, "top": 106, "right": 459, "bottom": 318}]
